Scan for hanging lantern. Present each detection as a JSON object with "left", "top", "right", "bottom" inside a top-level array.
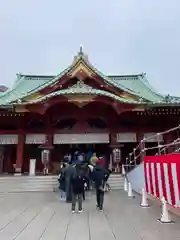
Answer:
[
  {"left": 41, "top": 149, "right": 50, "bottom": 164},
  {"left": 113, "top": 148, "right": 121, "bottom": 163}
]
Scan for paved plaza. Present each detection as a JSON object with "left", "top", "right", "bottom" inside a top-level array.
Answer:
[{"left": 0, "top": 191, "right": 179, "bottom": 240}]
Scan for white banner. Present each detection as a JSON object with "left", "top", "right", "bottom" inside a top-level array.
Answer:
[
  {"left": 53, "top": 133, "right": 109, "bottom": 144},
  {"left": 143, "top": 133, "right": 163, "bottom": 142},
  {"left": 0, "top": 135, "right": 18, "bottom": 145},
  {"left": 26, "top": 134, "right": 46, "bottom": 144},
  {"left": 116, "top": 133, "right": 137, "bottom": 143}
]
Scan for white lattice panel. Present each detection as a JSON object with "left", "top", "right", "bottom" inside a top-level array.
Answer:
[
  {"left": 53, "top": 133, "right": 109, "bottom": 144},
  {"left": 26, "top": 134, "right": 46, "bottom": 144},
  {"left": 0, "top": 135, "right": 18, "bottom": 144},
  {"left": 116, "top": 133, "right": 137, "bottom": 143}
]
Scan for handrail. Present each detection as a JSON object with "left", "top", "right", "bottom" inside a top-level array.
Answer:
[
  {"left": 125, "top": 124, "right": 180, "bottom": 169},
  {"left": 142, "top": 125, "right": 180, "bottom": 142},
  {"left": 159, "top": 138, "right": 180, "bottom": 154},
  {"left": 132, "top": 125, "right": 180, "bottom": 153}
]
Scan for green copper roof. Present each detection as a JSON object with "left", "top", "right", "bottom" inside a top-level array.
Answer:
[
  {"left": 109, "top": 74, "right": 164, "bottom": 102},
  {"left": 22, "top": 54, "right": 145, "bottom": 100},
  {"left": 22, "top": 81, "right": 142, "bottom": 105},
  {"left": 0, "top": 49, "right": 180, "bottom": 106},
  {"left": 0, "top": 75, "right": 49, "bottom": 105}
]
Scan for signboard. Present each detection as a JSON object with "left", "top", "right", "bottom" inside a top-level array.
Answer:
[
  {"left": 53, "top": 133, "right": 109, "bottom": 144},
  {"left": 116, "top": 133, "right": 137, "bottom": 143},
  {"left": 26, "top": 134, "right": 46, "bottom": 144},
  {"left": 0, "top": 135, "right": 18, "bottom": 145}
]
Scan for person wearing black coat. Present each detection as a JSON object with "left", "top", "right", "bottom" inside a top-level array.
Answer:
[
  {"left": 58, "top": 163, "right": 66, "bottom": 200},
  {"left": 92, "top": 162, "right": 109, "bottom": 210},
  {"left": 64, "top": 163, "right": 76, "bottom": 203},
  {"left": 71, "top": 164, "right": 85, "bottom": 213}
]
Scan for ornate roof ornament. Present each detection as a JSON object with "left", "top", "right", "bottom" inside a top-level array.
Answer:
[
  {"left": 164, "top": 94, "right": 180, "bottom": 103},
  {"left": 72, "top": 46, "right": 89, "bottom": 64},
  {"left": 16, "top": 72, "right": 22, "bottom": 78},
  {"left": 68, "top": 80, "right": 93, "bottom": 93},
  {"left": 164, "top": 94, "right": 172, "bottom": 103},
  {"left": 78, "top": 46, "right": 83, "bottom": 57},
  {"left": 139, "top": 97, "right": 144, "bottom": 103}
]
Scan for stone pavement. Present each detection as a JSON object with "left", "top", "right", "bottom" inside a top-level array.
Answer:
[{"left": 0, "top": 191, "right": 180, "bottom": 240}]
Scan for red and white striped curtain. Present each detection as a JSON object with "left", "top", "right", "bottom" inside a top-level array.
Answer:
[{"left": 144, "top": 154, "right": 180, "bottom": 207}]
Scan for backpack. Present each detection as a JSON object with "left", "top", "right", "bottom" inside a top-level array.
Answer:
[{"left": 71, "top": 171, "right": 84, "bottom": 194}]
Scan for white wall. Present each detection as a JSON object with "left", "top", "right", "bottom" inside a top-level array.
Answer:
[{"left": 127, "top": 163, "right": 145, "bottom": 194}]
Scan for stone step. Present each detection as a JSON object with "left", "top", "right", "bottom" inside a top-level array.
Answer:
[
  {"left": 0, "top": 176, "right": 57, "bottom": 181},
  {"left": 0, "top": 180, "right": 57, "bottom": 184},
  {"left": 0, "top": 174, "right": 125, "bottom": 192},
  {"left": 108, "top": 175, "right": 124, "bottom": 190}
]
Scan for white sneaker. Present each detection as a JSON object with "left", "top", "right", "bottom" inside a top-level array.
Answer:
[
  {"left": 78, "top": 210, "right": 83, "bottom": 213},
  {"left": 72, "top": 210, "right": 75, "bottom": 214}
]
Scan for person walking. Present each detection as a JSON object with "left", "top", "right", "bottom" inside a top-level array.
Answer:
[
  {"left": 58, "top": 163, "right": 66, "bottom": 200},
  {"left": 71, "top": 163, "right": 85, "bottom": 213},
  {"left": 90, "top": 152, "right": 98, "bottom": 166},
  {"left": 78, "top": 152, "right": 84, "bottom": 163},
  {"left": 64, "top": 162, "right": 75, "bottom": 203},
  {"left": 92, "top": 161, "right": 109, "bottom": 211},
  {"left": 98, "top": 155, "right": 106, "bottom": 168}
]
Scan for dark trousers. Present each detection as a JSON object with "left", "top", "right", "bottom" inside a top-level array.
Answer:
[
  {"left": 96, "top": 188, "right": 104, "bottom": 210},
  {"left": 72, "top": 192, "right": 83, "bottom": 211},
  {"left": 65, "top": 180, "right": 72, "bottom": 202},
  {"left": 82, "top": 188, "right": 85, "bottom": 200},
  {"left": 87, "top": 180, "right": 90, "bottom": 190}
]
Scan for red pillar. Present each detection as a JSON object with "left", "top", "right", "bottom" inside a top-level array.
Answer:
[
  {"left": 110, "top": 132, "right": 117, "bottom": 147},
  {"left": 15, "top": 135, "right": 24, "bottom": 175},
  {"left": 46, "top": 134, "right": 53, "bottom": 147}
]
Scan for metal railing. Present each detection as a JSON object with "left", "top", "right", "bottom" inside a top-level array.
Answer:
[{"left": 125, "top": 125, "right": 180, "bottom": 171}]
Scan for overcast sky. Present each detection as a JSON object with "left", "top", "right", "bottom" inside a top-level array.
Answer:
[{"left": 0, "top": 0, "right": 180, "bottom": 95}]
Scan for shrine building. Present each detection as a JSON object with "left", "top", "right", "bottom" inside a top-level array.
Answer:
[{"left": 0, "top": 49, "right": 179, "bottom": 175}]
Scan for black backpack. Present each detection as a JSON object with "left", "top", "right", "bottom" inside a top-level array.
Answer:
[{"left": 71, "top": 171, "right": 84, "bottom": 194}]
